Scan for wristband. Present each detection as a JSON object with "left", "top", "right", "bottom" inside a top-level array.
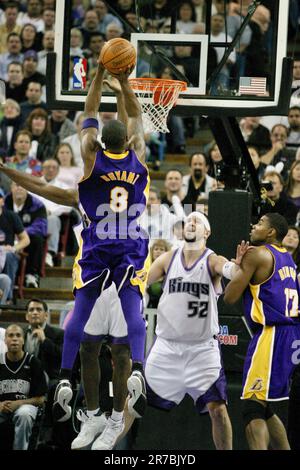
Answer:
[
  {"left": 82, "top": 118, "right": 99, "bottom": 130},
  {"left": 222, "top": 261, "right": 235, "bottom": 280}
]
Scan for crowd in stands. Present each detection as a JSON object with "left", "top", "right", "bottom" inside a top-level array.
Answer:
[{"left": 0, "top": 0, "right": 300, "bottom": 449}]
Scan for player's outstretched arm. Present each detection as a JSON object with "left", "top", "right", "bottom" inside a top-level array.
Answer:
[
  {"left": 81, "top": 62, "right": 106, "bottom": 178},
  {"left": 147, "top": 250, "right": 174, "bottom": 286},
  {"left": 224, "top": 250, "right": 258, "bottom": 304},
  {"left": 116, "top": 70, "right": 146, "bottom": 163},
  {"left": 0, "top": 164, "right": 78, "bottom": 207}
]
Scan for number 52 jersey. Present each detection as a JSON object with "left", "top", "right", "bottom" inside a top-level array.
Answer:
[{"left": 156, "top": 247, "right": 221, "bottom": 342}]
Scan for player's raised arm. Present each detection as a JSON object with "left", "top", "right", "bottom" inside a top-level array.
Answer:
[
  {"left": 0, "top": 164, "right": 78, "bottom": 207},
  {"left": 104, "top": 77, "right": 128, "bottom": 128},
  {"left": 116, "top": 70, "right": 146, "bottom": 163},
  {"left": 224, "top": 249, "right": 259, "bottom": 304},
  {"left": 80, "top": 62, "right": 106, "bottom": 178},
  {"left": 147, "top": 250, "right": 174, "bottom": 286}
]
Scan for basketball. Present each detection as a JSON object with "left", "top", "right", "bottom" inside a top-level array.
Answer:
[{"left": 100, "top": 38, "right": 136, "bottom": 75}]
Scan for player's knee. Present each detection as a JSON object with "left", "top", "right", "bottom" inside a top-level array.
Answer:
[
  {"left": 80, "top": 341, "right": 100, "bottom": 358},
  {"left": 242, "top": 399, "right": 266, "bottom": 427}
]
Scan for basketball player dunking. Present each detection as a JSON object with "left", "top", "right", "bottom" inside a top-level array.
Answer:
[
  {"left": 145, "top": 211, "right": 245, "bottom": 450},
  {"left": 225, "top": 213, "right": 300, "bottom": 450},
  {"left": 51, "top": 61, "right": 150, "bottom": 449}
]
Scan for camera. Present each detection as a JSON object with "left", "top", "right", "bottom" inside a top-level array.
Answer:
[{"left": 215, "top": 164, "right": 248, "bottom": 190}]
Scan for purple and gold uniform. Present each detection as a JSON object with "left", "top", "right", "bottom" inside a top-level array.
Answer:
[
  {"left": 242, "top": 244, "right": 300, "bottom": 401},
  {"left": 73, "top": 148, "right": 150, "bottom": 295}
]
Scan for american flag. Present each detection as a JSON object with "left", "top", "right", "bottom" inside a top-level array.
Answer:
[{"left": 238, "top": 77, "right": 267, "bottom": 96}]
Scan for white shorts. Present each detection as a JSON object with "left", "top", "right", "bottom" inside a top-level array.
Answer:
[
  {"left": 83, "top": 283, "right": 128, "bottom": 342},
  {"left": 145, "top": 336, "right": 227, "bottom": 412}
]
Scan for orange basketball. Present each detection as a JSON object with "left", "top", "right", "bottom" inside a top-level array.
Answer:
[{"left": 100, "top": 38, "right": 136, "bottom": 75}]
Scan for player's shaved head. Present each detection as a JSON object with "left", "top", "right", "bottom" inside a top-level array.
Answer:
[
  {"left": 102, "top": 119, "right": 127, "bottom": 151},
  {"left": 264, "top": 213, "right": 288, "bottom": 242}
]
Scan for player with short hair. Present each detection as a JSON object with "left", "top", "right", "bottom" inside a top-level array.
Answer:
[
  {"left": 50, "top": 61, "right": 149, "bottom": 449},
  {"left": 224, "top": 213, "right": 300, "bottom": 450}
]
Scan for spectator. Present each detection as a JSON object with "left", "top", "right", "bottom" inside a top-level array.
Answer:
[
  {"left": 0, "top": 32, "right": 23, "bottom": 81},
  {"left": 247, "top": 145, "right": 266, "bottom": 181},
  {"left": 146, "top": 239, "right": 171, "bottom": 308},
  {"left": 0, "top": 99, "right": 23, "bottom": 156},
  {"left": 24, "top": 298, "right": 63, "bottom": 382},
  {"left": 24, "top": 298, "right": 64, "bottom": 442},
  {"left": 20, "top": 23, "right": 42, "bottom": 53},
  {"left": 25, "top": 108, "right": 56, "bottom": 162},
  {"left": 79, "top": 8, "right": 102, "bottom": 49},
  {"left": 176, "top": 1, "right": 197, "bottom": 34},
  {"left": 0, "top": 272, "right": 11, "bottom": 305},
  {"left": 105, "top": 22, "right": 124, "bottom": 41},
  {"left": 261, "top": 124, "right": 296, "bottom": 180},
  {"left": 4, "top": 61, "right": 27, "bottom": 103},
  {"left": 182, "top": 153, "right": 217, "bottom": 206},
  {"left": 260, "top": 170, "right": 298, "bottom": 225},
  {"left": 70, "top": 28, "right": 84, "bottom": 58},
  {"left": 140, "top": 186, "right": 176, "bottom": 242},
  {"left": 22, "top": 49, "right": 46, "bottom": 89},
  {"left": 244, "top": 5, "right": 271, "bottom": 82},
  {"left": 42, "top": 8, "right": 55, "bottom": 32},
  {"left": 6, "top": 129, "right": 42, "bottom": 176},
  {"left": 54, "top": 143, "right": 83, "bottom": 189},
  {"left": 0, "top": 324, "right": 47, "bottom": 450},
  {"left": 210, "top": 13, "right": 236, "bottom": 91},
  {"left": 140, "top": 0, "right": 171, "bottom": 30},
  {"left": 239, "top": 117, "right": 272, "bottom": 153},
  {"left": 286, "top": 106, "right": 300, "bottom": 150},
  {"left": 207, "top": 142, "right": 224, "bottom": 180},
  {"left": 161, "top": 169, "right": 185, "bottom": 215},
  {"left": 171, "top": 45, "right": 199, "bottom": 88},
  {"left": 285, "top": 160, "right": 300, "bottom": 211},
  {"left": 20, "top": 81, "right": 47, "bottom": 123},
  {"left": 62, "top": 113, "right": 85, "bottom": 168},
  {"left": 38, "top": 158, "right": 73, "bottom": 266},
  {"left": 282, "top": 226, "right": 300, "bottom": 273},
  {"left": 5, "top": 182, "right": 47, "bottom": 288},
  {"left": 84, "top": 32, "right": 105, "bottom": 77},
  {"left": 0, "top": 188, "right": 30, "bottom": 298},
  {"left": 17, "top": 0, "right": 45, "bottom": 33},
  {"left": 37, "top": 30, "right": 55, "bottom": 75},
  {"left": 49, "top": 110, "right": 76, "bottom": 145},
  {"left": 0, "top": 2, "right": 21, "bottom": 54},
  {"left": 115, "top": 0, "right": 135, "bottom": 16},
  {"left": 93, "top": 0, "right": 123, "bottom": 35},
  {"left": 291, "top": 57, "right": 300, "bottom": 96}
]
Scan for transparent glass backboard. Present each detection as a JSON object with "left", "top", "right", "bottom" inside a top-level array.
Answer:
[{"left": 47, "top": 0, "right": 290, "bottom": 116}]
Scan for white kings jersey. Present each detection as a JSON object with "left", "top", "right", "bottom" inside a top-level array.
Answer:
[{"left": 156, "top": 248, "right": 222, "bottom": 342}]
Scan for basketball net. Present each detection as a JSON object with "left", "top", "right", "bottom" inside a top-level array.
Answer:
[{"left": 129, "top": 78, "right": 187, "bottom": 134}]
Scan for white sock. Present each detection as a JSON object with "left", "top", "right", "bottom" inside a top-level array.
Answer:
[
  {"left": 111, "top": 409, "right": 124, "bottom": 422},
  {"left": 87, "top": 408, "right": 100, "bottom": 418}
]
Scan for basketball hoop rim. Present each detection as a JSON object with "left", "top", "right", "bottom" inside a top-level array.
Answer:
[{"left": 129, "top": 77, "right": 187, "bottom": 92}]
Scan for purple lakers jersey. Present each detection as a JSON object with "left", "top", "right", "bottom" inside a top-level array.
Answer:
[
  {"left": 78, "top": 148, "right": 150, "bottom": 239},
  {"left": 243, "top": 244, "right": 300, "bottom": 328}
]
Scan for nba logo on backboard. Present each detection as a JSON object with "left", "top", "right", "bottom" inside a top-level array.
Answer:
[{"left": 73, "top": 58, "right": 87, "bottom": 89}]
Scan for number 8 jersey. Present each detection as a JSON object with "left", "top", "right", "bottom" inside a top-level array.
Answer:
[
  {"left": 243, "top": 244, "right": 300, "bottom": 328},
  {"left": 74, "top": 148, "right": 150, "bottom": 293},
  {"left": 156, "top": 248, "right": 221, "bottom": 342},
  {"left": 78, "top": 148, "right": 150, "bottom": 239}
]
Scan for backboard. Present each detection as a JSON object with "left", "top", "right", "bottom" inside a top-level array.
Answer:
[{"left": 46, "top": 0, "right": 291, "bottom": 117}]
